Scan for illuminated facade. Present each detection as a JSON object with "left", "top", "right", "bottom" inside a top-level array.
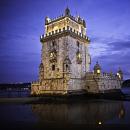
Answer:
[
  {"left": 31, "top": 8, "right": 123, "bottom": 95},
  {"left": 86, "top": 62, "right": 123, "bottom": 93}
]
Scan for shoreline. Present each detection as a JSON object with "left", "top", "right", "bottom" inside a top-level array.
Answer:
[{"left": 0, "top": 93, "right": 129, "bottom": 104}]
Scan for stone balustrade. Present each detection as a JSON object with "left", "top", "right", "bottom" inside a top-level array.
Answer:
[{"left": 86, "top": 72, "right": 120, "bottom": 80}]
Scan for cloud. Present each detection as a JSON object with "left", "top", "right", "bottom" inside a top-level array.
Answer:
[
  {"left": 90, "top": 34, "right": 130, "bottom": 57},
  {"left": 89, "top": 35, "right": 130, "bottom": 79}
]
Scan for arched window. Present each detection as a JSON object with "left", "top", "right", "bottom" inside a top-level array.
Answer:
[
  {"left": 76, "top": 51, "right": 82, "bottom": 64},
  {"left": 64, "top": 64, "right": 70, "bottom": 71},
  {"left": 52, "top": 40, "right": 56, "bottom": 47},
  {"left": 52, "top": 65, "right": 55, "bottom": 71},
  {"left": 49, "top": 50, "right": 57, "bottom": 63},
  {"left": 77, "top": 41, "right": 79, "bottom": 47},
  {"left": 66, "top": 64, "right": 68, "bottom": 70}
]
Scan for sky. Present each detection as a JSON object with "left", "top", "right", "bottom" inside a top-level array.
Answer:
[{"left": 0, "top": 0, "right": 130, "bottom": 83}]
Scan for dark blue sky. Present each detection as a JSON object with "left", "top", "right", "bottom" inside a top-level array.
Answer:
[{"left": 0, "top": 0, "right": 130, "bottom": 83}]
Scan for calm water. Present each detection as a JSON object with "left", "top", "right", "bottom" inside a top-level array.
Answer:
[
  {"left": 0, "top": 89, "right": 30, "bottom": 98},
  {"left": 0, "top": 88, "right": 130, "bottom": 129}
]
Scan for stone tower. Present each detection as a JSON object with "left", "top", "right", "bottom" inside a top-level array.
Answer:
[{"left": 31, "top": 8, "right": 90, "bottom": 95}]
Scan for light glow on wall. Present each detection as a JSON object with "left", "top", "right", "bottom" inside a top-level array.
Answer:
[
  {"left": 98, "top": 121, "right": 102, "bottom": 125},
  {"left": 117, "top": 73, "right": 121, "bottom": 79},
  {"left": 97, "top": 69, "right": 100, "bottom": 74},
  {"left": 77, "top": 53, "right": 81, "bottom": 59}
]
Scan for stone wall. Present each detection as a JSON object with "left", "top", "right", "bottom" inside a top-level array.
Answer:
[
  {"left": 31, "top": 78, "right": 68, "bottom": 95},
  {"left": 68, "top": 78, "right": 85, "bottom": 91},
  {"left": 67, "top": 36, "right": 90, "bottom": 79},
  {"left": 42, "top": 37, "right": 65, "bottom": 79},
  {"left": 85, "top": 73, "right": 122, "bottom": 93}
]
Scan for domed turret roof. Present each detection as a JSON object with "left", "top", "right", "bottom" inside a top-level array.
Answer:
[
  {"left": 65, "top": 7, "right": 70, "bottom": 16},
  {"left": 118, "top": 67, "right": 123, "bottom": 74},
  {"left": 94, "top": 61, "right": 101, "bottom": 70}
]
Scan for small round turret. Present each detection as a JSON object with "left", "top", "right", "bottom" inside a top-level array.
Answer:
[
  {"left": 45, "top": 16, "right": 51, "bottom": 24},
  {"left": 83, "top": 20, "right": 86, "bottom": 28},
  {"left": 117, "top": 67, "right": 123, "bottom": 80},
  {"left": 65, "top": 7, "right": 70, "bottom": 16},
  {"left": 94, "top": 61, "right": 101, "bottom": 74},
  {"left": 77, "top": 16, "right": 82, "bottom": 22}
]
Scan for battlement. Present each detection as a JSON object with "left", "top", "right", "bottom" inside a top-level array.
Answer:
[
  {"left": 40, "top": 26, "right": 90, "bottom": 43},
  {"left": 44, "top": 8, "right": 87, "bottom": 39},
  {"left": 45, "top": 14, "right": 86, "bottom": 27}
]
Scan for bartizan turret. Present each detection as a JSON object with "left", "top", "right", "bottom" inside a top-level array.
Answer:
[
  {"left": 117, "top": 67, "right": 123, "bottom": 80},
  {"left": 94, "top": 61, "right": 101, "bottom": 75}
]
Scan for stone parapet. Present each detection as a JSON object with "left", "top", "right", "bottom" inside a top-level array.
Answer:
[{"left": 40, "top": 27, "right": 90, "bottom": 43}]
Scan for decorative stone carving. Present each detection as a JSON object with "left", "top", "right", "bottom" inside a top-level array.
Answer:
[
  {"left": 76, "top": 51, "right": 82, "bottom": 64},
  {"left": 63, "top": 56, "right": 71, "bottom": 72},
  {"left": 49, "top": 49, "right": 57, "bottom": 63}
]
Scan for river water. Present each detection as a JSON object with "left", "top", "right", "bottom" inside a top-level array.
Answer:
[{"left": 0, "top": 88, "right": 130, "bottom": 129}]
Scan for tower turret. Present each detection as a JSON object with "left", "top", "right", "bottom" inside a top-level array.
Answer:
[
  {"left": 65, "top": 7, "right": 70, "bottom": 16},
  {"left": 31, "top": 7, "right": 90, "bottom": 95},
  {"left": 45, "top": 16, "right": 51, "bottom": 25},
  {"left": 94, "top": 61, "right": 101, "bottom": 74},
  {"left": 117, "top": 67, "right": 123, "bottom": 80}
]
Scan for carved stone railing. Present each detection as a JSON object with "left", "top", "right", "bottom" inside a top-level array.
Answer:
[{"left": 86, "top": 72, "right": 120, "bottom": 80}]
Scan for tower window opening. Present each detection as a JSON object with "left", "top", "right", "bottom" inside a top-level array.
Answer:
[
  {"left": 67, "top": 26, "right": 69, "bottom": 30},
  {"left": 52, "top": 41, "right": 55, "bottom": 47},
  {"left": 77, "top": 41, "right": 79, "bottom": 47},
  {"left": 76, "top": 51, "right": 82, "bottom": 64},
  {"left": 52, "top": 65, "right": 55, "bottom": 71},
  {"left": 66, "top": 64, "right": 68, "bottom": 69}
]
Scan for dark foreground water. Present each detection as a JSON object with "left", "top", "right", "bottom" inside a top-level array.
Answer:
[{"left": 0, "top": 88, "right": 130, "bottom": 130}]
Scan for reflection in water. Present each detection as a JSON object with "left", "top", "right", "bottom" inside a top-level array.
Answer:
[
  {"left": 31, "top": 100, "right": 125, "bottom": 125},
  {"left": 118, "top": 107, "right": 125, "bottom": 119}
]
